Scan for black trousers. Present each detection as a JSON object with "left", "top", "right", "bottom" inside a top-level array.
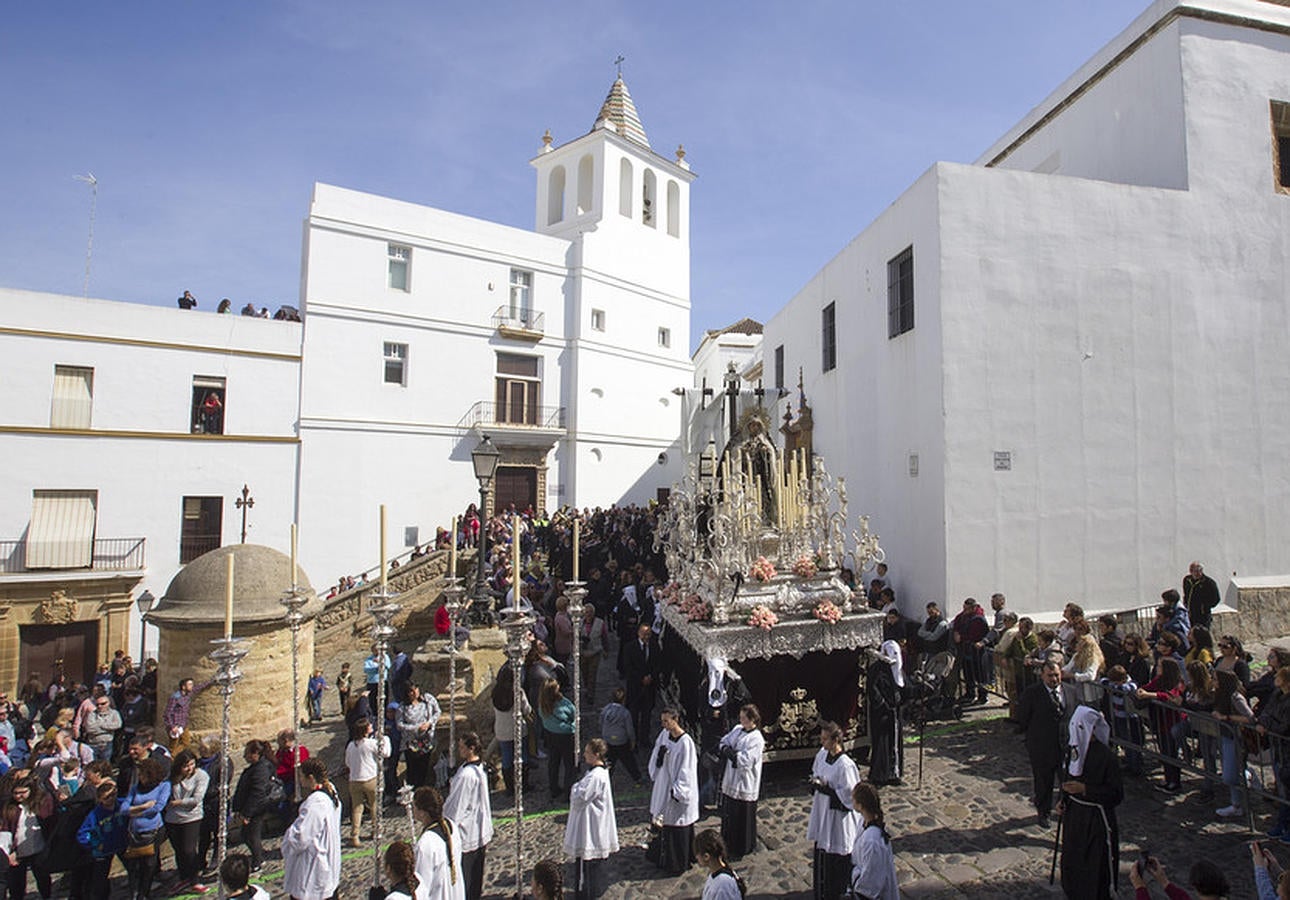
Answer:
[
  {"left": 546, "top": 731, "right": 575, "bottom": 797},
  {"left": 403, "top": 748, "right": 430, "bottom": 789},
  {"left": 198, "top": 806, "right": 219, "bottom": 871},
  {"left": 606, "top": 743, "right": 642, "bottom": 783},
  {"left": 569, "top": 857, "right": 608, "bottom": 899},
  {"left": 89, "top": 858, "right": 113, "bottom": 900},
  {"left": 242, "top": 813, "right": 266, "bottom": 866},
  {"left": 1030, "top": 752, "right": 1060, "bottom": 818},
  {"left": 461, "top": 847, "right": 486, "bottom": 900},
  {"left": 169, "top": 819, "right": 202, "bottom": 880},
  {"left": 7, "top": 855, "right": 52, "bottom": 900}
]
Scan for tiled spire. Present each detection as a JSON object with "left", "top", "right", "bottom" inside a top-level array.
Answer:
[{"left": 593, "top": 76, "right": 650, "bottom": 148}]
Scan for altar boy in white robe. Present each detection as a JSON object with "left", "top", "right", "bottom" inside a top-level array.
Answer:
[
  {"left": 443, "top": 732, "right": 493, "bottom": 900},
  {"left": 280, "top": 759, "right": 342, "bottom": 900},
  {"left": 564, "top": 738, "right": 619, "bottom": 899},
  {"left": 717, "top": 703, "right": 765, "bottom": 859},
  {"left": 648, "top": 708, "right": 699, "bottom": 874},
  {"left": 807, "top": 721, "right": 860, "bottom": 899}
]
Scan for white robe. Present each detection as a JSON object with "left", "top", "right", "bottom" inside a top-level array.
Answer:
[
  {"left": 850, "top": 823, "right": 899, "bottom": 900},
  {"left": 280, "top": 787, "right": 342, "bottom": 900},
  {"left": 718, "top": 725, "right": 764, "bottom": 802},
  {"left": 648, "top": 729, "right": 699, "bottom": 827},
  {"left": 443, "top": 760, "right": 493, "bottom": 853},
  {"left": 701, "top": 871, "right": 743, "bottom": 900},
  {"left": 563, "top": 764, "right": 619, "bottom": 860},
  {"left": 414, "top": 822, "right": 466, "bottom": 900},
  {"left": 806, "top": 748, "right": 859, "bottom": 855}
]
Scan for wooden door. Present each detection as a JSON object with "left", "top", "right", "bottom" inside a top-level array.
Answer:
[
  {"left": 494, "top": 467, "right": 536, "bottom": 513},
  {"left": 19, "top": 621, "right": 99, "bottom": 688}
]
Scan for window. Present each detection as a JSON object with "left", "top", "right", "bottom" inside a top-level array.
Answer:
[
  {"left": 180, "top": 496, "right": 222, "bottom": 564},
  {"left": 658, "top": 327, "right": 671, "bottom": 348},
  {"left": 388, "top": 244, "right": 410, "bottom": 291},
  {"left": 642, "top": 170, "right": 656, "bottom": 227},
  {"left": 1273, "top": 101, "right": 1290, "bottom": 191},
  {"left": 509, "top": 269, "right": 533, "bottom": 324},
  {"left": 547, "top": 166, "right": 566, "bottom": 225},
  {"left": 50, "top": 365, "right": 93, "bottom": 429},
  {"left": 821, "top": 302, "right": 836, "bottom": 372},
  {"left": 887, "top": 246, "right": 914, "bottom": 338},
  {"left": 383, "top": 342, "right": 407, "bottom": 385},
  {"left": 25, "top": 489, "right": 97, "bottom": 569},
  {"left": 619, "top": 158, "right": 633, "bottom": 218},
  {"left": 495, "top": 353, "right": 540, "bottom": 425},
  {"left": 591, "top": 308, "right": 605, "bottom": 332},
  {"left": 666, "top": 180, "right": 680, "bottom": 237},
  {"left": 773, "top": 345, "right": 784, "bottom": 392},
  {"left": 191, "top": 376, "right": 226, "bottom": 434}
]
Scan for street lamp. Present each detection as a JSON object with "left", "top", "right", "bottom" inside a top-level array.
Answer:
[
  {"left": 135, "top": 591, "right": 155, "bottom": 662},
  {"left": 470, "top": 435, "right": 501, "bottom": 611}
]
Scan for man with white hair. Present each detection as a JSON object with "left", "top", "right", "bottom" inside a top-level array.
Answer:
[{"left": 1183, "top": 561, "right": 1221, "bottom": 630}]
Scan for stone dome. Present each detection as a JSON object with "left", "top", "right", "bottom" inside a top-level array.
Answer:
[{"left": 150, "top": 543, "right": 321, "bottom": 627}]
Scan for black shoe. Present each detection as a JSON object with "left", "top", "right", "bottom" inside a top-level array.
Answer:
[{"left": 1037, "top": 814, "right": 1051, "bottom": 828}]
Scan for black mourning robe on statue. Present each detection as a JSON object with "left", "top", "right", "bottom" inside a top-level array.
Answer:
[{"left": 1060, "top": 739, "right": 1122, "bottom": 900}]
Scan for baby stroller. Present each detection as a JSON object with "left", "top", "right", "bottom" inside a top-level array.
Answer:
[{"left": 907, "top": 651, "right": 961, "bottom": 721}]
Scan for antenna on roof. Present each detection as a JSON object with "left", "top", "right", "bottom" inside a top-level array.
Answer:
[
  {"left": 72, "top": 173, "right": 98, "bottom": 299},
  {"left": 614, "top": 54, "right": 625, "bottom": 77}
]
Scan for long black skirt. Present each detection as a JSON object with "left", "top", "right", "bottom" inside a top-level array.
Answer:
[
  {"left": 1061, "top": 798, "right": 1118, "bottom": 900},
  {"left": 721, "top": 796, "right": 757, "bottom": 859},
  {"left": 658, "top": 823, "right": 696, "bottom": 874},
  {"left": 813, "top": 845, "right": 851, "bottom": 899},
  {"left": 868, "top": 708, "right": 903, "bottom": 785},
  {"left": 569, "top": 857, "right": 608, "bottom": 900}
]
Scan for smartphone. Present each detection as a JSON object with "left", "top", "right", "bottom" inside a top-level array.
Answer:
[{"left": 1137, "top": 849, "right": 1151, "bottom": 877}]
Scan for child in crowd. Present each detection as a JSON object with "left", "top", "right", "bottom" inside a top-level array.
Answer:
[
  {"left": 220, "top": 853, "right": 270, "bottom": 900},
  {"left": 598, "top": 687, "right": 642, "bottom": 786},
  {"left": 307, "top": 670, "right": 327, "bottom": 723},
  {"left": 55, "top": 756, "right": 81, "bottom": 799},
  {"left": 336, "top": 663, "right": 351, "bottom": 717},
  {"left": 1100, "top": 664, "right": 1143, "bottom": 776}
]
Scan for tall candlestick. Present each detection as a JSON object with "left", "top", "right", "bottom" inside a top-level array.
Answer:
[
  {"left": 572, "top": 518, "right": 580, "bottom": 582},
  {"left": 380, "top": 505, "right": 388, "bottom": 594},
  {"left": 224, "top": 554, "right": 235, "bottom": 640},
  {"left": 449, "top": 515, "right": 458, "bottom": 576},
  {"left": 512, "top": 514, "right": 521, "bottom": 610},
  {"left": 290, "top": 522, "right": 298, "bottom": 587}
]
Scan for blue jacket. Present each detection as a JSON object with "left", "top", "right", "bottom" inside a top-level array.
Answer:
[
  {"left": 118, "top": 780, "right": 171, "bottom": 834},
  {"left": 539, "top": 697, "right": 576, "bottom": 735},
  {"left": 77, "top": 804, "right": 127, "bottom": 859}
]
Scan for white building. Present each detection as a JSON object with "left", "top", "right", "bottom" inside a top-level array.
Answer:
[
  {"left": 297, "top": 76, "right": 695, "bottom": 575},
  {"left": 0, "top": 290, "right": 301, "bottom": 688},
  {"left": 692, "top": 318, "right": 763, "bottom": 391},
  {"left": 763, "top": 0, "right": 1290, "bottom": 617},
  {"left": 0, "top": 76, "right": 697, "bottom": 683}
]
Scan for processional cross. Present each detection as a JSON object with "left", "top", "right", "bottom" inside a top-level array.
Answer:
[{"left": 235, "top": 484, "right": 255, "bottom": 544}]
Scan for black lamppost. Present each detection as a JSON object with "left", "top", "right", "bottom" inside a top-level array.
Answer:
[
  {"left": 471, "top": 436, "right": 501, "bottom": 608},
  {"left": 135, "top": 590, "right": 155, "bottom": 662}
]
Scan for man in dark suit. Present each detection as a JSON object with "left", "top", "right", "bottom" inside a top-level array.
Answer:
[
  {"left": 1015, "top": 660, "right": 1078, "bottom": 828},
  {"left": 622, "top": 623, "right": 660, "bottom": 746}
]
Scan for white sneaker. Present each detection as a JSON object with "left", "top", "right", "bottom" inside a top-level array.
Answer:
[{"left": 1217, "top": 805, "right": 1243, "bottom": 817}]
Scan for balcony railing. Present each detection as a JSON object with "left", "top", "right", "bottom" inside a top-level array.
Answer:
[
  {"left": 180, "top": 534, "right": 223, "bottom": 565},
  {"left": 491, "top": 306, "right": 544, "bottom": 338},
  {"left": 458, "top": 401, "right": 566, "bottom": 431},
  {"left": 0, "top": 537, "right": 146, "bottom": 574}
]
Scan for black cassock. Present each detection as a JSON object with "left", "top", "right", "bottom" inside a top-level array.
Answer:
[
  {"left": 866, "top": 659, "right": 903, "bottom": 785},
  {"left": 1060, "top": 740, "right": 1122, "bottom": 900}
]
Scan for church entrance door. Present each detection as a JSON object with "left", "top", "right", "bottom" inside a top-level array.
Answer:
[
  {"left": 20, "top": 621, "right": 99, "bottom": 689},
  {"left": 494, "top": 466, "right": 536, "bottom": 513}
]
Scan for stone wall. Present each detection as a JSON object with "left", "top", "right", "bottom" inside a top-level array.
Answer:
[{"left": 157, "top": 619, "right": 315, "bottom": 748}]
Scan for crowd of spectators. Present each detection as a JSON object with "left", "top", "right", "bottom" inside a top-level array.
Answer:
[{"left": 175, "top": 290, "right": 300, "bottom": 321}]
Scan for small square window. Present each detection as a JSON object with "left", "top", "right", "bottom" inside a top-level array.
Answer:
[
  {"left": 658, "top": 327, "right": 671, "bottom": 348},
  {"left": 388, "top": 244, "right": 411, "bottom": 292},
  {"left": 591, "top": 309, "right": 605, "bottom": 332},
  {"left": 384, "top": 342, "right": 407, "bottom": 385}
]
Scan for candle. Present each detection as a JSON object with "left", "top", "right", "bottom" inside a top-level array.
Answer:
[
  {"left": 449, "top": 515, "right": 458, "bottom": 576},
  {"left": 380, "top": 504, "right": 388, "bottom": 595},
  {"left": 290, "top": 522, "right": 298, "bottom": 587},
  {"left": 512, "top": 514, "right": 521, "bottom": 610},
  {"left": 224, "top": 554, "right": 235, "bottom": 640},
  {"left": 572, "top": 517, "right": 580, "bottom": 582}
]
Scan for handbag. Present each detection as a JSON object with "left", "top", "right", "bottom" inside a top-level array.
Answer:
[
  {"left": 124, "top": 827, "right": 157, "bottom": 859},
  {"left": 266, "top": 776, "right": 287, "bottom": 805}
]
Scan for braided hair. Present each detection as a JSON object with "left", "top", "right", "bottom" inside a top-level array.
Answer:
[
  {"left": 414, "top": 786, "right": 455, "bottom": 886},
  {"left": 531, "top": 859, "right": 563, "bottom": 900},
  {"left": 383, "top": 841, "right": 419, "bottom": 896}
]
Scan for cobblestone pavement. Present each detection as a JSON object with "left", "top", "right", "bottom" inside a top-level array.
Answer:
[{"left": 145, "top": 631, "right": 1283, "bottom": 898}]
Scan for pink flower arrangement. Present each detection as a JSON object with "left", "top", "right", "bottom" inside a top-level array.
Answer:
[
  {"left": 749, "top": 556, "right": 777, "bottom": 583},
  {"left": 747, "top": 603, "right": 779, "bottom": 631},
  {"left": 658, "top": 581, "right": 681, "bottom": 605},
  {"left": 813, "top": 599, "right": 843, "bottom": 624},
  {"left": 792, "top": 553, "right": 818, "bottom": 579},
  {"left": 679, "top": 592, "right": 712, "bottom": 622}
]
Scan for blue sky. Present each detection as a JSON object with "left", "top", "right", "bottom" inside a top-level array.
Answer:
[{"left": 0, "top": 2, "right": 1141, "bottom": 345}]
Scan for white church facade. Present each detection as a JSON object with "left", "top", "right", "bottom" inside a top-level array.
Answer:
[
  {"left": 0, "top": 77, "right": 695, "bottom": 685},
  {"left": 763, "top": 0, "right": 1290, "bottom": 616}
]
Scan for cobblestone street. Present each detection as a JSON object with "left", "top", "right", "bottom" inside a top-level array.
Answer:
[{"left": 160, "top": 630, "right": 1280, "bottom": 899}]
